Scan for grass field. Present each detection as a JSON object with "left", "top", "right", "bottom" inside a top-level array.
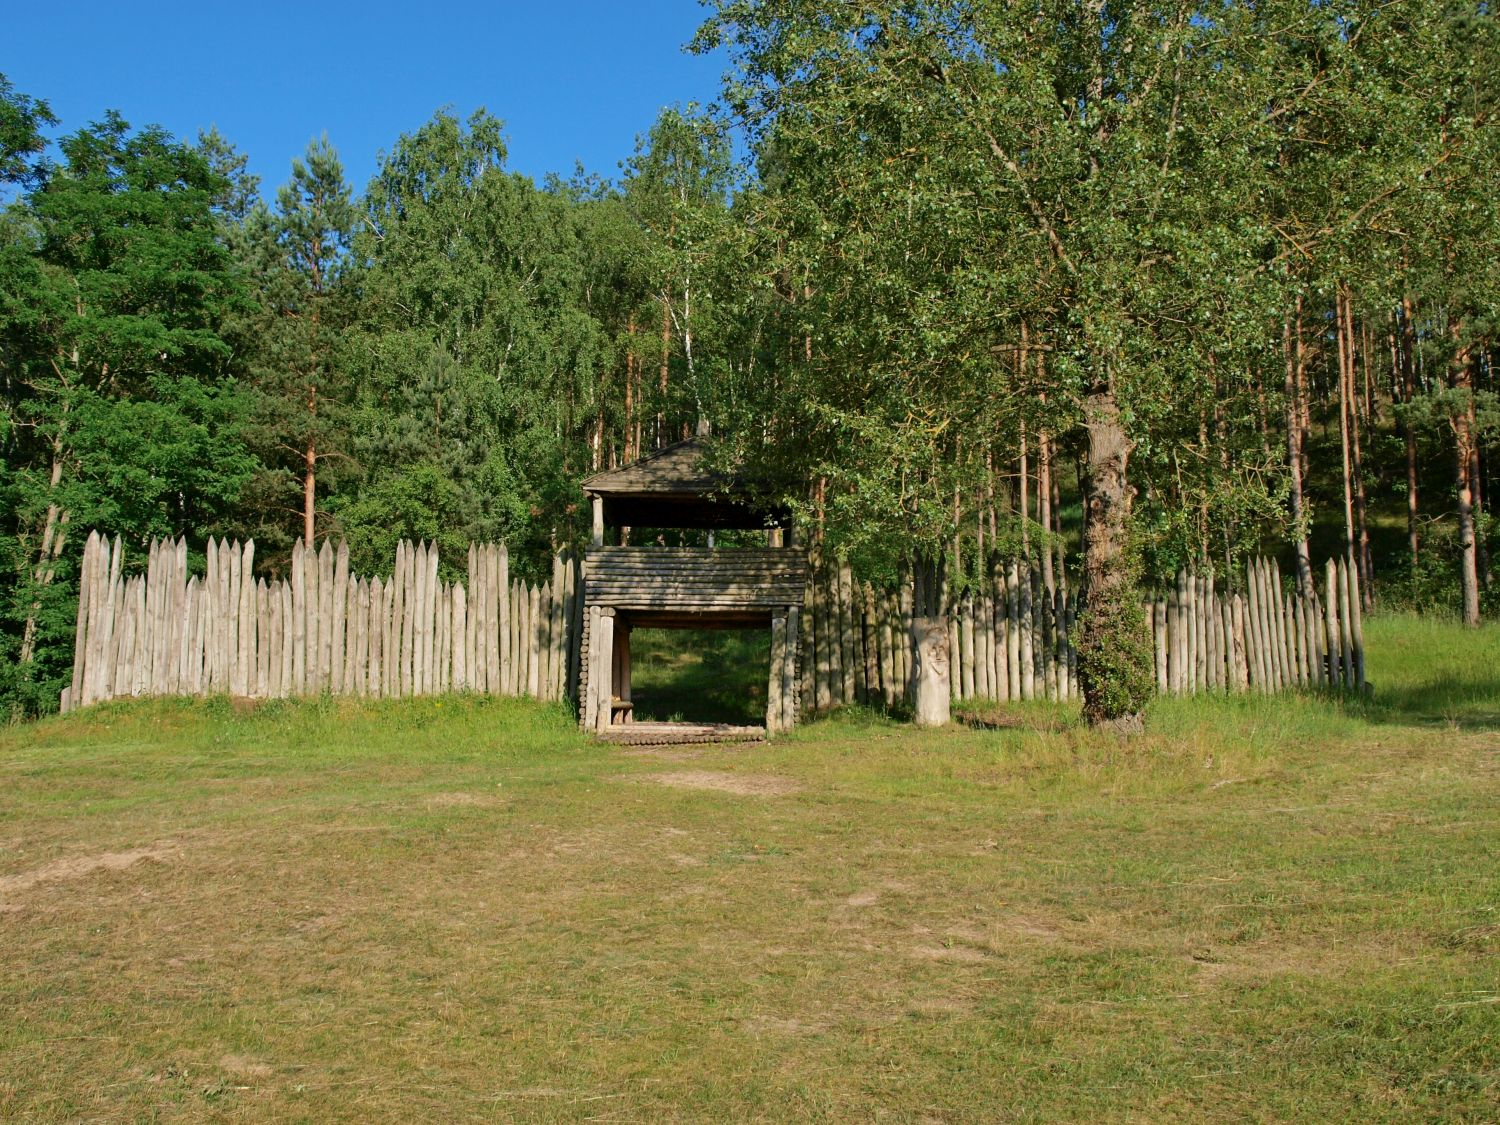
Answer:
[{"left": 1, "top": 615, "right": 1496, "bottom": 1122}]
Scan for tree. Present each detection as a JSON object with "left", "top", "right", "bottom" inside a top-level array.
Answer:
[
  {"left": 624, "top": 106, "right": 737, "bottom": 445},
  {"left": 0, "top": 73, "right": 55, "bottom": 192},
  {"left": 1, "top": 111, "right": 254, "bottom": 714},
  {"left": 699, "top": 0, "right": 1306, "bottom": 727},
  {"left": 246, "top": 136, "right": 356, "bottom": 549},
  {"left": 1397, "top": 4, "right": 1500, "bottom": 625},
  {"left": 346, "top": 108, "right": 626, "bottom": 571}
]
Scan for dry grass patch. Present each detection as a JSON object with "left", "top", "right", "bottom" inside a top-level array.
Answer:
[
  {"left": 0, "top": 842, "right": 179, "bottom": 896},
  {"left": 644, "top": 769, "right": 802, "bottom": 796}
]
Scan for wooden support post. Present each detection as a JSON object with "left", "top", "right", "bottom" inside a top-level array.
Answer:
[
  {"left": 800, "top": 569, "right": 815, "bottom": 718},
  {"left": 1347, "top": 552, "right": 1365, "bottom": 689},
  {"left": 1018, "top": 560, "right": 1034, "bottom": 701},
  {"left": 367, "top": 578, "right": 382, "bottom": 698},
  {"left": 452, "top": 582, "right": 467, "bottom": 691},
  {"left": 529, "top": 582, "right": 543, "bottom": 698},
  {"left": 593, "top": 611, "right": 614, "bottom": 732},
  {"left": 783, "top": 605, "right": 800, "bottom": 730},
  {"left": 584, "top": 605, "right": 601, "bottom": 727},
  {"left": 768, "top": 614, "right": 787, "bottom": 733},
  {"left": 566, "top": 552, "right": 582, "bottom": 702},
  {"left": 861, "top": 582, "right": 880, "bottom": 707},
  {"left": 1244, "top": 561, "right": 1263, "bottom": 692},
  {"left": 813, "top": 558, "right": 832, "bottom": 712},
  {"left": 331, "top": 540, "right": 349, "bottom": 693},
  {"left": 318, "top": 538, "right": 334, "bottom": 692},
  {"left": 497, "top": 544, "right": 511, "bottom": 694},
  {"left": 1229, "top": 595, "right": 1247, "bottom": 692},
  {"left": 974, "top": 579, "right": 991, "bottom": 701},
  {"left": 838, "top": 559, "right": 858, "bottom": 706},
  {"left": 958, "top": 592, "right": 975, "bottom": 702},
  {"left": 1337, "top": 555, "right": 1355, "bottom": 689},
  {"left": 878, "top": 587, "right": 896, "bottom": 708}
]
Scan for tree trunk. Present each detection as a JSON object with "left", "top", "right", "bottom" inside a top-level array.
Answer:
[
  {"left": 1452, "top": 335, "right": 1481, "bottom": 626},
  {"left": 1473, "top": 405, "right": 1491, "bottom": 592},
  {"left": 657, "top": 295, "right": 670, "bottom": 450},
  {"left": 304, "top": 441, "right": 317, "bottom": 547},
  {"left": 1286, "top": 307, "right": 1313, "bottom": 595},
  {"left": 1348, "top": 336, "right": 1373, "bottom": 606},
  {"left": 1051, "top": 454, "right": 1066, "bottom": 596},
  {"left": 1039, "top": 425, "right": 1055, "bottom": 591},
  {"left": 622, "top": 313, "right": 635, "bottom": 463},
  {"left": 1018, "top": 322, "right": 1030, "bottom": 555},
  {"left": 1344, "top": 291, "right": 1368, "bottom": 576},
  {"left": 1338, "top": 288, "right": 1373, "bottom": 606},
  {"left": 1077, "top": 385, "right": 1150, "bottom": 731},
  {"left": 1018, "top": 421, "right": 1030, "bottom": 555},
  {"left": 1401, "top": 296, "right": 1420, "bottom": 569}
]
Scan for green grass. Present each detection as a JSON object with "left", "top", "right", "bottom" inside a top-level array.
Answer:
[{"left": 0, "top": 615, "right": 1496, "bottom": 1122}]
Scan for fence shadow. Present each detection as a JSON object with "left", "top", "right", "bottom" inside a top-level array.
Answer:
[{"left": 1366, "top": 667, "right": 1500, "bottom": 732}]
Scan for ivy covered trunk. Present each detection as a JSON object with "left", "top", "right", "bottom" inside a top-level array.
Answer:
[{"left": 1076, "top": 387, "right": 1153, "bottom": 731}]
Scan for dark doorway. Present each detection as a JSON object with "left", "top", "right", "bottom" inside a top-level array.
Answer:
[{"left": 628, "top": 627, "right": 770, "bottom": 725}]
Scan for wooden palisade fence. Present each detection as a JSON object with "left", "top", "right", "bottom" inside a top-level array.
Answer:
[
  {"left": 797, "top": 555, "right": 1082, "bottom": 710},
  {"left": 62, "top": 532, "right": 582, "bottom": 712},
  {"left": 62, "top": 530, "right": 1364, "bottom": 718},
  {"left": 800, "top": 552, "right": 1366, "bottom": 712}
]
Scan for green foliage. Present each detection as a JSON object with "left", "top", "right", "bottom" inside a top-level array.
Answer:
[
  {"left": 629, "top": 627, "right": 768, "bottom": 724},
  {"left": 333, "top": 460, "right": 528, "bottom": 583},
  {"left": 1, "top": 110, "right": 255, "bottom": 716},
  {"left": 347, "top": 108, "right": 609, "bottom": 569},
  {"left": 0, "top": 72, "right": 55, "bottom": 190},
  {"left": 1075, "top": 557, "right": 1156, "bottom": 725},
  {"left": 237, "top": 136, "right": 357, "bottom": 553},
  {"left": 1380, "top": 519, "right": 1499, "bottom": 617}
]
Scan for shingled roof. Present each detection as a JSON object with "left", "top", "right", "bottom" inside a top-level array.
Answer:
[
  {"left": 580, "top": 437, "right": 786, "bottom": 530},
  {"left": 580, "top": 438, "right": 729, "bottom": 497}
]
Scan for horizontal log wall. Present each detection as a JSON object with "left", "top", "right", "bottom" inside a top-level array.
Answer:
[
  {"left": 584, "top": 546, "right": 807, "bottom": 610},
  {"left": 61, "top": 532, "right": 583, "bottom": 712},
  {"left": 804, "top": 553, "right": 1365, "bottom": 716}
]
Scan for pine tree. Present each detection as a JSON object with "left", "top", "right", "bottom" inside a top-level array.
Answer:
[{"left": 246, "top": 136, "right": 355, "bottom": 550}]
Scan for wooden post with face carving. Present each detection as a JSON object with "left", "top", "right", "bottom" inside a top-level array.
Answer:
[
  {"left": 912, "top": 617, "right": 951, "bottom": 728},
  {"left": 910, "top": 555, "right": 951, "bottom": 727}
]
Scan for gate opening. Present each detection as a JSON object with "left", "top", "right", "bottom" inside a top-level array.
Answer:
[{"left": 628, "top": 626, "right": 771, "bottom": 726}]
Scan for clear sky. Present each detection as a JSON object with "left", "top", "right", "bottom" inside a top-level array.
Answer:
[{"left": 5, "top": 0, "right": 728, "bottom": 197}]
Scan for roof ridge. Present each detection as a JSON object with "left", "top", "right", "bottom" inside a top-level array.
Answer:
[{"left": 580, "top": 436, "right": 721, "bottom": 492}]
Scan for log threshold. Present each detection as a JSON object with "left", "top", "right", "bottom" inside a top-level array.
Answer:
[{"left": 597, "top": 722, "right": 766, "bottom": 746}]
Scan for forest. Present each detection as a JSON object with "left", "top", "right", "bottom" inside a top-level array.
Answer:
[{"left": 1, "top": 0, "right": 1496, "bottom": 723}]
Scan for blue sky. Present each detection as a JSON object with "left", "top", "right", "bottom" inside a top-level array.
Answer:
[{"left": 5, "top": 0, "right": 727, "bottom": 197}]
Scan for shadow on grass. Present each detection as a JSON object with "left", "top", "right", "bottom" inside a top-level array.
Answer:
[
  {"left": 953, "top": 703, "right": 1072, "bottom": 734},
  {"left": 1365, "top": 670, "right": 1500, "bottom": 732},
  {"left": 1358, "top": 615, "right": 1500, "bottom": 732}
]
